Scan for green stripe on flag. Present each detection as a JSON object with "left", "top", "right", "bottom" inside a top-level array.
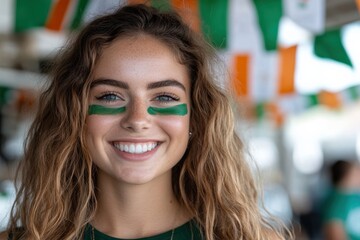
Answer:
[
  {"left": 151, "top": 0, "right": 172, "bottom": 11},
  {"left": 348, "top": 85, "right": 360, "bottom": 100},
  {"left": 252, "top": 0, "right": 282, "bottom": 51},
  {"left": 70, "top": 0, "right": 90, "bottom": 30},
  {"left": 314, "top": 28, "right": 353, "bottom": 67},
  {"left": 255, "top": 102, "right": 266, "bottom": 119},
  {"left": 199, "top": 0, "right": 228, "bottom": 49},
  {"left": 15, "top": 0, "right": 53, "bottom": 32},
  {"left": 307, "top": 94, "right": 319, "bottom": 107}
]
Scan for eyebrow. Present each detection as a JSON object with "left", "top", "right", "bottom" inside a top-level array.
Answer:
[
  {"left": 90, "top": 79, "right": 129, "bottom": 89},
  {"left": 147, "top": 79, "right": 186, "bottom": 92},
  {"left": 91, "top": 78, "right": 186, "bottom": 92}
]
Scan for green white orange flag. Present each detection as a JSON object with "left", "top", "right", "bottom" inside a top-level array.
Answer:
[
  {"left": 314, "top": 28, "right": 353, "bottom": 67},
  {"left": 229, "top": 0, "right": 297, "bottom": 102}
]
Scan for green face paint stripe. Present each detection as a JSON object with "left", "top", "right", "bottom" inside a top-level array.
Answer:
[
  {"left": 147, "top": 103, "right": 188, "bottom": 116},
  {"left": 88, "top": 105, "right": 126, "bottom": 115}
]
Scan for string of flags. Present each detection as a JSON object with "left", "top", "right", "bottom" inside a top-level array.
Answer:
[{"left": 11, "top": 0, "right": 360, "bottom": 124}]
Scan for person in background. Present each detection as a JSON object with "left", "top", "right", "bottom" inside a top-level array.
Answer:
[
  {"left": 322, "top": 159, "right": 360, "bottom": 240},
  {"left": 1, "top": 4, "right": 289, "bottom": 240}
]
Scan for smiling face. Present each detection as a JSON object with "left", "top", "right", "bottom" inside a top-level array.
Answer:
[{"left": 86, "top": 34, "right": 191, "bottom": 186}]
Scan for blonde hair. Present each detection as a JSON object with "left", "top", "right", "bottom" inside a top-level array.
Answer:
[{"left": 7, "top": 4, "right": 290, "bottom": 240}]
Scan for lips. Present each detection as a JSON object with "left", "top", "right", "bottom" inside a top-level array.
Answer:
[{"left": 113, "top": 142, "right": 158, "bottom": 154}]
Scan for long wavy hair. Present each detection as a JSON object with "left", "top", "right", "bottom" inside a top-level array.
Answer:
[{"left": 7, "top": 4, "right": 289, "bottom": 240}]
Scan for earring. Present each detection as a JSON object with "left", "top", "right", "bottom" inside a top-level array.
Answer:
[{"left": 189, "top": 131, "right": 192, "bottom": 137}]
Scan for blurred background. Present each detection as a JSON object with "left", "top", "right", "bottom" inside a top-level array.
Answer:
[{"left": 0, "top": 0, "right": 360, "bottom": 239}]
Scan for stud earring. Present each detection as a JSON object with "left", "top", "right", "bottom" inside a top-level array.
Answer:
[{"left": 189, "top": 131, "right": 192, "bottom": 137}]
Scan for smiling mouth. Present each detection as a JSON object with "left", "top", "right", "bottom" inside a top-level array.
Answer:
[{"left": 113, "top": 142, "right": 158, "bottom": 154}]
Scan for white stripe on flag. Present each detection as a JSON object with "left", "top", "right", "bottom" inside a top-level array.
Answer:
[
  {"left": 83, "top": 0, "right": 126, "bottom": 24},
  {"left": 0, "top": 0, "right": 14, "bottom": 33},
  {"left": 283, "top": 0, "right": 325, "bottom": 34}
]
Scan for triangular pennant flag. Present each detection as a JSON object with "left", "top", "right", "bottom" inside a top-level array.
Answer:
[
  {"left": 251, "top": 0, "right": 282, "bottom": 51},
  {"left": 199, "top": 0, "right": 228, "bottom": 49},
  {"left": 314, "top": 28, "right": 353, "bottom": 67},
  {"left": 14, "top": 0, "right": 53, "bottom": 32}
]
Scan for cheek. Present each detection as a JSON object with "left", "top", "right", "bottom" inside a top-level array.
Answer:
[
  {"left": 85, "top": 116, "right": 117, "bottom": 142},
  {"left": 156, "top": 116, "right": 190, "bottom": 140}
]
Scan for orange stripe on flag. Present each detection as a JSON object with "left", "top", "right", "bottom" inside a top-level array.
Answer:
[
  {"left": 318, "top": 91, "right": 341, "bottom": 109},
  {"left": 357, "top": 0, "right": 360, "bottom": 12},
  {"left": 171, "top": 0, "right": 200, "bottom": 32},
  {"left": 265, "top": 102, "right": 284, "bottom": 127},
  {"left": 278, "top": 45, "right": 297, "bottom": 94},
  {"left": 232, "top": 54, "right": 249, "bottom": 97},
  {"left": 46, "top": 0, "right": 72, "bottom": 31}
]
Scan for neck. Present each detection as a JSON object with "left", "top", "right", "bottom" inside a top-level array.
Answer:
[{"left": 92, "top": 171, "right": 190, "bottom": 239}]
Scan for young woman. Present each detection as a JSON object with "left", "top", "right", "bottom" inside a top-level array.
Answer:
[{"left": 2, "top": 4, "right": 289, "bottom": 240}]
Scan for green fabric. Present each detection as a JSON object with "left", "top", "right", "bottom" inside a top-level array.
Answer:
[
  {"left": 252, "top": 0, "right": 282, "bottom": 51},
  {"left": 322, "top": 189, "right": 360, "bottom": 240},
  {"left": 199, "top": 0, "right": 228, "bottom": 49},
  {"left": 83, "top": 220, "right": 203, "bottom": 240},
  {"left": 70, "top": 0, "right": 90, "bottom": 30},
  {"left": 14, "top": 0, "right": 53, "bottom": 32},
  {"left": 314, "top": 28, "right": 353, "bottom": 67},
  {"left": 151, "top": 0, "right": 172, "bottom": 11}
]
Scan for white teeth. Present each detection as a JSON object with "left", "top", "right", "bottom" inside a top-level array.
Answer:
[
  {"left": 114, "top": 142, "right": 157, "bottom": 154},
  {"left": 135, "top": 144, "right": 142, "bottom": 153},
  {"left": 129, "top": 144, "right": 135, "bottom": 153}
]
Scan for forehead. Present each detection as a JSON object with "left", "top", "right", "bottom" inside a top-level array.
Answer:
[{"left": 92, "top": 34, "right": 190, "bottom": 88}]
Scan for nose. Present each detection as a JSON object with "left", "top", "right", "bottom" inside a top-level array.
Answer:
[{"left": 120, "top": 99, "right": 151, "bottom": 132}]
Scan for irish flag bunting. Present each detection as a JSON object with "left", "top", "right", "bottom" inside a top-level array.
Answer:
[{"left": 11, "top": 0, "right": 359, "bottom": 120}]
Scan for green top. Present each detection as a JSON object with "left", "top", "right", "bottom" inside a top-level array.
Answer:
[
  {"left": 83, "top": 220, "right": 203, "bottom": 240},
  {"left": 322, "top": 188, "right": 360, "bottom": 240}
]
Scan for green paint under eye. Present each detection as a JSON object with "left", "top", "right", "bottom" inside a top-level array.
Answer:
[
  {"left": 147, "top": 103, "right": 188, "bottom": 116},
  {"left": 88, "top": 105, "right": 126, "bottom": 115}
]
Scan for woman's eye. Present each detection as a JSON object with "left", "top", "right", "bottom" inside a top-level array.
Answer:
[
  {"left": 155, "top": 94, "right": 179, "bottom": 102},
  {"left": 96, "top": 93, "right": 122, "bottom": 102}
]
